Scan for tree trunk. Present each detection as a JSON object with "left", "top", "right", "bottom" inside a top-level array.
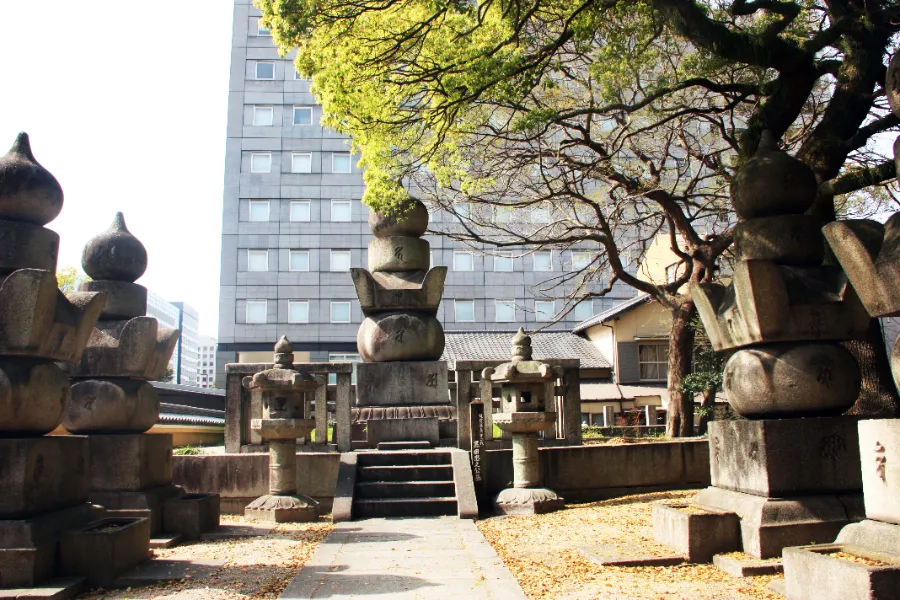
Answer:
[
  {"left": 666, "top": 300, "right": 696, "bottom": 438},
  {"left": 843, "top": 318, "right": 900, "bottom": 418},
  {"left": 697, "top": 388, "right": 717, "bottom": 436}
]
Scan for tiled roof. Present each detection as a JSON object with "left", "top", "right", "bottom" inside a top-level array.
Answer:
[
  {"left": 442, "top": 331, "right": 611, "bottom": 369},
  {"left": 571, "top": 294, "right": 653, "bottom": 333},
  {"left": 158, "top": 402, "right": 225, "bottom": 427}
]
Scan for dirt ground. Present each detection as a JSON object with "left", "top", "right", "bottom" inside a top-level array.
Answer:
[{"left": 477, "top": 490, "right": 786, "bottom": 600}]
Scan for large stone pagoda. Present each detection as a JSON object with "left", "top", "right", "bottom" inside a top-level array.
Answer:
[
  {"left": 662, "top": 132, "right": 871, "bottom": 559},
  {"left": 61, "top": 212, "right": 220, "bottom": 541},
  {"left": 0, "top": 133, "right": 106, "bottom": 588},
  {"left": 350, "top": 198, "right": 453, "bottom": 447}
]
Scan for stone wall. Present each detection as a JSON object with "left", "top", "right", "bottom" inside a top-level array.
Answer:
[{"left": 173, "top": 439, "right": 709, "bottom": 512}]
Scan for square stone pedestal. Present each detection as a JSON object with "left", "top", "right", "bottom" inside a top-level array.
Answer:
[
  {"left": 90, "top": 484, "right": 181, "bottom": 537},
  {"left": 0, "top": 504, "right": 90, "bottom": 588},
  {"left": 0, "top": 437, "right": 91, "bottom": 589},
  {"left": 356, "top": 362, "right": 449, "bottom": 406},
  {"left": 652, "top": 503, "right": 740, "bottom": 562},
  {"left": 660, "top": 418, "right": 864, "bottom": 559},
  {"left": 783, "top": 543, "right": 900, "bottom": 600},
  {"left": 367, "top": 417, "right": 440, "bottom": 446},
  {"left": 87, "top": 434, "right": 173, "bottom": 492},
  {"left": 162, "top": 493, "right": 221, "bottom": 541}
]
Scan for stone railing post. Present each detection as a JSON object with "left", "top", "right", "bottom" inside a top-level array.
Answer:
[
  {"left": 456, "top": 369, "right": 473, "bottom": 450},
  {"left": 315, "top": 374, "right": 328, "bottom": 446},
  {"left": 563, "top": 366, "right": 582, "bottom": 445},
  {"left": 336, "top": 372, "right": 352, "bottom": 452},
  {"left": 224, "top": 369, "right": 244, "bottom": 453}
]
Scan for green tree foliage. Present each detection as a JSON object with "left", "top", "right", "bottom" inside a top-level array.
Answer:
[
  {"left": 259, "top": 0, "right": 900, "bottom": 434},
  {"left": 56, "top": 266, "right": 91, "bottom": 294}
]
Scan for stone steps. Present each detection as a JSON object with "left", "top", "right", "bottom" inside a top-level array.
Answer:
[
  {"left": 353, "top": 497, "right": 459, "bottom": 519},
  {"left": 350, "top": 450, "right": 460, "bottom": 519},
  {"left": 355, "top": 481, "right": 456, "bottom": 499}
]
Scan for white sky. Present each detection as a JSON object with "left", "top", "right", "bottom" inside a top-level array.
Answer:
[{"left": 0, "top": 1, "right": 234, "bottom": 337}]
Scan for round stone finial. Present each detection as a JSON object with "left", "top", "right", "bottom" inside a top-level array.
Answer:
[
  {"left": 512, "top": 328, "right": 532, "bottom": 362},
  {"left": 0, "top": 132, "right": 64, "bottom": 225},
  {"left": 274, "top": 336, "right": 294, "bottom": 366},
  {"left": 730, "top": 130, "right": 817, "bottom": 219},
  {"left": 82, "top": 212, "right": 148, "bottom": 282},
  {"left": 369, "top": 198, "right": 429, "bottom": 238}
]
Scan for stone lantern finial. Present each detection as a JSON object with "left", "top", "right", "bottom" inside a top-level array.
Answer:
[
  {"left": 274, "top": 336, "right": 294, "bottom": 367},
  {"left": 512, "top": 328, "right": 532, "bottom": 363}
]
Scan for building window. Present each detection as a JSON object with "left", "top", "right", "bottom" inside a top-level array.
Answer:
[
  {"left": 289, "top": 250, "right": 310, "bottom": 271},
  {"left": 250, "top": 152, "right": 271, "bottom": 173},
  {"left": 247, "top": 249, "right": 268, "bottom": 272},
  {"left": 495, "top": 299, "right": 515, "bottom": 322},
  {"left": 294, "top": 69, "right": 305, "bottom": 80},
  {"left": 252, "top": 106, "right": 273, "bottom": 126},
  {"left": 453, "top": 251, "right": 474, "bottom": 271},
  {"left": 494, "top": 205, "right": 514, "bottom": 223},
  {"left": 572, "top": 301, "right": 593, "bottom": 322},
  {"left": 532, "top": 204, "right": 552, "bottom": 223},
  {"left": 256, "top": 20, "right": 271, "bottom": 36},
  {"left": 290, "top": 200, "right": 311, "bottom": 222},
  {"left": 255, "top": 62, "right": 275, "bottom": 80},
  {"left": 455, "top": 300, "right": 475, "bottom": 322},
  {"left": 666, "top": 263, "right": 679, "bottom": 283},
  {"left": 571, "top": 251, "right": 592, "bottom": 271},
  {"left": 331, "top": 200, "right": 351, "bottom": 222},
  {"left": 331, "top": 301, "right": 351, "bottom": 323},
  {"left": 456, "top": 202, "right": 472, "bottom": 220},
  {"left": 593, "top": 297, "right": 624, "bottom": 314},
  {"left": 246, "top": 300, "right": 267, "bottom": 324},
  {"left": 291, "top": 152, "right": 312, "bottom": 173},
  {"left": 535, "top": 300, "right": 554, "bottom": 322},
  {"left": 288, "top": 300, "right": 309, "bottom": 323},
  {"left": 332, "top": 153, "right": 352, "bottom": 173},
  {"left": 533, "top": 251, "right": 552, "bottom": 271},
  {"left": 330, "top": 250, "right": 351, "bottom": 271},
  {"left": 328, "top": 353, "right": 361, "bottom": 384},
  {"left": 494, "top": 253, "right": 514, "bottom": 272},
  {"left": 639, "top": 343, "right": 669, "bottom": 381},
  {"left": 293, "top": 106, "right": 312, "bottom": 126},
  {"left": 248, "top": 199, "right": 269, "bottom": 221}
]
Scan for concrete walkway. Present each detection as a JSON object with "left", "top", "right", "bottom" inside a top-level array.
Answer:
[{"left": 279, "top": 517, "right": 527, "bottom": 599}]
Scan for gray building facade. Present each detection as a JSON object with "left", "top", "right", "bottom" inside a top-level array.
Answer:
[{"left": 216, "top": 0, "right": 635, "bottom": 388}]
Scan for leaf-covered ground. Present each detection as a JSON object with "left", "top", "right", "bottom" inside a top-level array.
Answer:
[
  {"left": 78, "top": 515, "right": 332, "bottom": 600},
  {"left": 477, "top": 490, "right": 786, "bottom": 600}
]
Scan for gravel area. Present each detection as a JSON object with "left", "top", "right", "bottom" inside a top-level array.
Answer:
[
  {"left": 477, "top": 490, "right": 786, "bottom": 600},
  {"left": 78, "top": 515, "right": 332, "bottom": 600}
]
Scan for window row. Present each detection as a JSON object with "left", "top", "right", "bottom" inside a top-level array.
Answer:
[
  {"left": 247, "top": 199, "right": 350, "bottom": 222},
  {"left": 241, "top": 247, "right": 596, "bottom": 273},
  {"left": 244, "top": 299, "right": 352, "bottom": 324},
  {"left": 249, "top": 152, "right": 353, "bottom": 174},
  {"left": 242, "top": 297, "right": 611, "bottom": 325},
  {"left": 455, "top": 202, "right": 555, "bottom": 224},
  {"left": 250, "top": 105, "right": 314, "bottom": 127},
  {"left": 251, "top": 61, "right": 306, "bottom": 81}
]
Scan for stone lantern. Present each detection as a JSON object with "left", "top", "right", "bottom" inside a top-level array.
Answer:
[
  {"left": 243, "top": 336, "right": 321, "bottom": 522},
  {"left": 482, "top": 328, "right": 564, "bottom": 515}
]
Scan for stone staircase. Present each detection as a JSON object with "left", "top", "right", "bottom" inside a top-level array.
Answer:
[{"left": 351, "top": 450, "right": 461, "bottom": 519}]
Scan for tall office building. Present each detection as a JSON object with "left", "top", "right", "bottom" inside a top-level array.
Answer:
[
  {"left": 146, "top": 291, "right": 204, "bottom": 386},
  {"left": 216, "top": 0, "right": 635, "bottom": 388},
  {"left": 198, "top": 335, "right": 217, "bottom": 388}
]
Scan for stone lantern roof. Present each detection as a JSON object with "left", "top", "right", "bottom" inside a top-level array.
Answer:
[
  {"left": 243, "top": 336, "right": 319, "bottom": 393},
  {"left": 487, "top": 328, "right": 556, "bottom": 384}
]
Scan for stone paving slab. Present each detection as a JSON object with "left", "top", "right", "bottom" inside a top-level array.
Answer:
[
  {"left": 114, "top": 559, "right": 226, "bottom": 588},
  {"left": 0, "top": 578, "right": 85, "bottom": 600},
  {"left": 279, "top": 517, "right": 527, "bottom": 599}
]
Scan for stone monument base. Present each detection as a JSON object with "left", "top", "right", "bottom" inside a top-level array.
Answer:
[
  {"left": 87, "top": 433, "right": 173, "bottom": 492},
  {"left": 693, "top": 486, "right": 863, "bottom": 558},
  {"left": 493, "top": 488, "right": 564, "bottom": 516},
  {"left": 367, "top": 417, "right": 440, "bottom": 447},
  {"left": 0, "top": 504, "right": 91, "bottom": 588},
  {"left": 356, "top": 361, "right": 449, "bottom": 406},
  {"left": 244, "top": 494, "right": 319, "bottom": 522}
]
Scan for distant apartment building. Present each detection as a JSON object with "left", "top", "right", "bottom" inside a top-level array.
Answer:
[
  {"left": 198, "top": 336, "right": 217, "bottom": 388},
  {"left": 146, "top": 291, "right": 203, "bottom": 386},
  {"left": 216, "top": 0, "right": 636, "bottom": 388}
]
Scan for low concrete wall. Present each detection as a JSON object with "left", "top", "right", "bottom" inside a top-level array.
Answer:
[
  {"left": 486, "top": 440, "right": 710, "bottom": 502},
  {"left": 173, "top": 439, "right": 710, "bottom": 513},
  {"left": 173, "top": 453, "right": 340, "bottom": 514}
]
